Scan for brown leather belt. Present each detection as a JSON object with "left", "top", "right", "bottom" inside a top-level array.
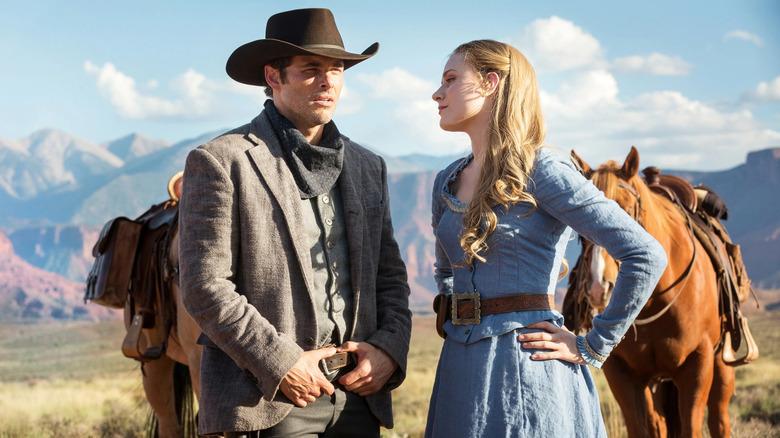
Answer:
[
  {"left": 320, "top": 351, "right": 352, "bottom": 376},
  {"left": 433, "top": 292, "right": 555, "bottom": 339}
]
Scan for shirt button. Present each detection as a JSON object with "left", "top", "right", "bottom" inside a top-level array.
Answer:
[
  {"left": 327, "top": 241, "right": 335, "bottom": 250},
  {"left": 325, "top": 218, "right": 333, "bottom": 226},
  {"left": 322, "top": 195, "right": 330, "bottom": 204},
  {"left": 332, "top": 262, "right": 338, "bottom": 269}
]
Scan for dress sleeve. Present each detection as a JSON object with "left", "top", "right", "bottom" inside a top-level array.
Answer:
[
  {"left": 531, "top": 151, "right": 668, "bottom": 368},
  {"left": 431, "top": 169, "right": 454, "bottom": 295}
]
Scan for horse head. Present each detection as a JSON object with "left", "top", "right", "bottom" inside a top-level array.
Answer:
[{"left": 570, "top": 146, "right": 645, "bottom": 311}]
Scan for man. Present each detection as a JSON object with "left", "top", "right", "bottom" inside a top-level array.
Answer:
[{"left": 178, "top": 8, "right": 412, "bottom": 437}]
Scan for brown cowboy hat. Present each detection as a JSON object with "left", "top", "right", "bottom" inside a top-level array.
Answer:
[{"left": 226, "top": 8, "right": 379, "bottom": 86}]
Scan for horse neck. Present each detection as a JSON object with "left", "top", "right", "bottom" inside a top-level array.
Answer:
[{"left": 634, "top": 178, "right": 687, "bottom": 252}]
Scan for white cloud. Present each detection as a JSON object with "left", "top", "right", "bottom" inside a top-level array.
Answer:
[
  {"left": 543, "top": 84, "right": 779, "bottom": 169},
  {"left": 723, "top": 30, "right": 765, "bottom": 46},
  {"left": 543, "top": 69, "right": 621, "bottom": 117},
  {"left": 611, "top": 53, "right": 693, "bottom": 76},
  {"left": 336, "top": 85, "right": 364, "bottom": 116},
  {"left": 84, "top": 61, "right": 225, "bottom": 120},
  {"left": 355, "top": 68, "right": 468, "bottom": 154},
  {"left": 743, "top": 76, "right": 780, "bottom": 102},
  {"left": 509, "top": 16, "right": 604, "bottom": 73},
  {"left": 357, "top": 67, "right": 435, "bottom": 102},
  {"left": 350, "top": 60, "right": 776, "bottom": 168}
]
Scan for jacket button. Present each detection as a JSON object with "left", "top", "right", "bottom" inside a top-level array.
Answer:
[{"left": 306, "top": 337, "right": 316, "bottom": 346}]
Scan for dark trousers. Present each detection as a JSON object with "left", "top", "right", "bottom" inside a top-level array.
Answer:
[{"left": 223, "top": 385, "right": 380, "bottom": 438}]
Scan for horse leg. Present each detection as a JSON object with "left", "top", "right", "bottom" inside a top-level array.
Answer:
[
  {"left": 174, "top": 284, "right": 203, "bottom": 401},
  {"left": 674, "top": 346, "right": 715, "bottom": 437},
  {"left": 143, "top": 356, "right": 184, "bottom": 438},
  {"left": 645, "top": 381, "right": 674, "bottom": 438},
  {"left": 706, "top": 357, "right": 734, "bottom": 438},
  {"left": 603, "top": 356, "right": 654, "bottom": 438}
]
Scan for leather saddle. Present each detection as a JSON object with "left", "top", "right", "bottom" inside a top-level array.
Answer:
[
  {"left": 121, "top": 172, "right": 183, "bottom": 362},
  {"left": 641, "top": 166, "right": 759, "bottom": 366}
]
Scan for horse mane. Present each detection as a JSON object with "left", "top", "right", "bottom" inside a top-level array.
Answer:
[{"left": 591, "top": 162, "right": 686, "bottom": 242}]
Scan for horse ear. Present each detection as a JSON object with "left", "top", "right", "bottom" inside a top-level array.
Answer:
[
  {"left": 571, "top": 150, "right": 592, "bottom": 178},
  {"left": 621, "top": 146, "right": 640, "bottom": 179}
]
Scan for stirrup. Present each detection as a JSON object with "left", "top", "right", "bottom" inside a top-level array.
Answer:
[
  {"left": 122, "top": 312, "right": 166, "bottom": 361},
  {"left": 722, "top": 314, "right": 759, "bottom": 366}
]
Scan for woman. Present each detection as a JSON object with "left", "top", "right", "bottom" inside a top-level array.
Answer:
[{"left": 426, "top": 40, "right": 667, "bottom": 437}]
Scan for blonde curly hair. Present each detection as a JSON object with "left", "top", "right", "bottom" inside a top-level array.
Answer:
[{"left": 454, "top": 40, "right": 546, "bottom": 265}]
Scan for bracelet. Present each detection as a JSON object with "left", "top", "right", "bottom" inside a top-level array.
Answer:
[{"left": 582, "top": 336, "right": 608, "bottom": 362}]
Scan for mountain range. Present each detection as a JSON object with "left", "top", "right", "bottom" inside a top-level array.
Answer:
[{"left": 0, "top": 129, "right": 778, "bottom": 320}]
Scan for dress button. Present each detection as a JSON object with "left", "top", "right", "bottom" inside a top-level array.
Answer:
[{"left": 468, "top": 266, "right": 474, "bottom": 272}]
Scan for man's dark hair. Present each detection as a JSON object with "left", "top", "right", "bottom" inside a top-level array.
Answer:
[{"left": 264, "top": 57, "right": 293, "bottom": 98}]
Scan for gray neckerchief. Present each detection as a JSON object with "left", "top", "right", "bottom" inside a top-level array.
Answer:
[{"left": 264, "top": 100, "right": 344, "bottom": 199}]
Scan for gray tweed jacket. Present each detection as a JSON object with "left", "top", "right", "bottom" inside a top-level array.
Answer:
[{"left": 178, "top": 110, "right": 412, "bottom": 434}]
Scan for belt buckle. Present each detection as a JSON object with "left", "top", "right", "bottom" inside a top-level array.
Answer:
[
  {"left": 320, "top": 358, "right": 338, "bottom": 376},
  {"left": 451, "top": 291, "right": 480, "bottom": 325},
  {"left": 318, "top": 343, "right": 339, "bottom": 376}
]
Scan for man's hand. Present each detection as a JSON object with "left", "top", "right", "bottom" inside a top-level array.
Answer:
[
  {"left": 337, "top": 342, "right": 397, "bottom": 396},
  {"left": 279, "top": 347, "right": 337, "bottom": 407}
]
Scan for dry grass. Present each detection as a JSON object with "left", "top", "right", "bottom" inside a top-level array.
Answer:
[{"left": 1, "top": 304, "right": 779, "bottom": 437}]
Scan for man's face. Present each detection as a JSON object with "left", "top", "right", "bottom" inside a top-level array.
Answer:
[{"left": 266, "top": 55, "right": 345, "bottom": 132}]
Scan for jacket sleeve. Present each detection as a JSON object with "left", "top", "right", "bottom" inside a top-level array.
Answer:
[
  {"left": 365, "top": 156, "right": 413, "bottom": 392},
  {"left": 179, "top": 146, "right": 302, "bottom": 400},
  {"left": 532, "top": 151, "right": 668, "bottom": 368}
]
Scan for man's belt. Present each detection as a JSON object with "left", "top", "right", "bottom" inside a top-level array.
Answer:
[
  {"left": 432, "top": 292, "right": 555, "bottom": 339},
  {"left": 320, "top": 351, "right": 352, "bottom": 376}
]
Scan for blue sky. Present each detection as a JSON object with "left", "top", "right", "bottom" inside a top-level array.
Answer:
[{"left": 1, "top": 0, "right": 778, "bottom": 170}]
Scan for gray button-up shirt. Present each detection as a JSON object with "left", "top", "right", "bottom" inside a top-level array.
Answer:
[{"left": 300, "top": 186, "right": 353, "bottom": 348}]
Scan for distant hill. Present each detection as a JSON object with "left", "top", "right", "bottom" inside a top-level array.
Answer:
[
  {"left": 669, "top": 148, "right": 780, "bottom": 289},
  {"left": 0, "top": 230, "right": 119, "bottom": 321},
  {"left": 1, "top": 128, "right": 779, "bottom": 320}
]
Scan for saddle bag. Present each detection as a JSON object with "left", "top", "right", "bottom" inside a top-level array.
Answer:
[{"left": 85, "top": 217, "right": 143, "bottom": 308}]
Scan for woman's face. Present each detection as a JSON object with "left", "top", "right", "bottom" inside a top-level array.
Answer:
[{"left": 432, "top": 53, "right": 490, "bottom": 133}]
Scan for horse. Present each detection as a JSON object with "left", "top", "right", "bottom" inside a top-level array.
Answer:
[
  {"left": 564, "top": 147, "right": 735, "bottom": 437},
  {"left": 122, "top": 172, "right": 202, "bottom": 437}
]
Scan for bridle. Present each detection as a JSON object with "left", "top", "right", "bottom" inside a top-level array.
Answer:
[{"left": 616, "top": 180, "right": 644, "bottom": 228}]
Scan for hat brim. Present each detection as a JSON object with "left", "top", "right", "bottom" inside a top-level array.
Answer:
[{"left": 226, "top": 39, "right": 379, "bottom": 86}]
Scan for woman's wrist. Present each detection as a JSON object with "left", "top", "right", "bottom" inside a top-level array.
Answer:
[{"left": 577, "top": 335, "right": 606, "bottom": 369}]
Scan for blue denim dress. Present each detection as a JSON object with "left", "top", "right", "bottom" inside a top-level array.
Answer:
[{"left": 424, "top": 148, "right": 667, "bottom": 438}]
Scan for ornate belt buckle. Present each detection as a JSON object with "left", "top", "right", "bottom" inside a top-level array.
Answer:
[{"left": 451, "top": 291, "right": 480, "bottom": 325}]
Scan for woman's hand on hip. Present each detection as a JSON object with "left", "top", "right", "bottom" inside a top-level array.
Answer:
[{"left": 518, "top": 321, "right": 588, "bottom": 365}]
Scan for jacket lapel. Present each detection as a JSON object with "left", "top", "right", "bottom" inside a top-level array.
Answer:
[
  {"left": 338, "top": 145, "right": 364, "bottom": 322},
  {"left": 245, "top": 113, "right": 315, "bottom": 300}
]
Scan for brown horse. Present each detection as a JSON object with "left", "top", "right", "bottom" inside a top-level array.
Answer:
[
  {"left": 124, "top": 173, "right": 203, "bottom": 438},
  {"left": 565, "top": 147, "right": 735, "bottom": 437}
]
